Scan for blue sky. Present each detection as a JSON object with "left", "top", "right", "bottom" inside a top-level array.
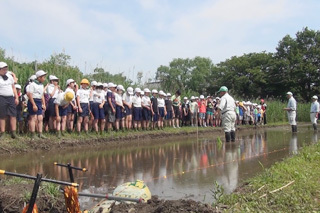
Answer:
[{"left": 1, "top": 0, "right": 320, "bottom": 82}]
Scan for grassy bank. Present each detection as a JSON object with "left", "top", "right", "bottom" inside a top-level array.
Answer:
[{"left": 216, "top": 142, "right": 320, "bottom": 212}]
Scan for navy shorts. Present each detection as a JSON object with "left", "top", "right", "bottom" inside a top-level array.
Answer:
[
  {"left": 0, "top": 96, "right": 17, "bottom": 118},
  {"left": 153, "top": 112, "right": 159, "bottom": 122},
  {"left": 166, "top": 110, "right": 173, "bottom": 120},
  {"left": 125, "top": 105, "right": 132, "bottom": 116},
  {"left": 92, "top": 102, "right": 105, "bottom": 120},
  {"left": 58, "top": 105, "right": 68, "bottom": 116},
  {"left": 173, "top": 106, "right": 180, "bottom": 118},
  {"left": 159, "top": 107, "right": 165, "bottom": 118},
  {"left": 48, "top": 98, "right": 56, "bottom": 117},
  {"left": 79, "top": 103, "right": 89, "bottom": 117},
  {"left": 28, "top": 99, "right": 43, "bottom": 116},
  {"left": 142, "top": 107, "right": 151, "bottom": 121},
  {"left": 133, "top": 107, "right": 142, "bottom": 121},
  {"left": 116, "top": 106, "right": 124, "bottom": 119},
  {"left": 67, "top": 101, "right": 76, "bottom": 114},
  {"left": 16, "top": 110, "right": 23, "bottom": 122}
]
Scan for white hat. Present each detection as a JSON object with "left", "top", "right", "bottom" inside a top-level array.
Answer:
[
  {"left": 108, "top": 82, "right": 117, "bottom": 88},
  {"left": 159, "top": 90, "right": 164, "bottom": 94},
  {"left": 29, "top": 75, "right": 37, "bottom": 81},
  {"left": 144, "top": 88, "right": 151, "bottom": 93},
  {"left": 103, "top": 83, "right": 108, "bottom": 88},
  {"left": 117, "top": 85, "right": 125, "bottom": 91},
  {"left": 184, "top": 97, "right": 188, "bottom": 100},
  {"left": 49, "top": 75, "right": 59, "bottom": 81},
  {"left": 96, "top": 82, "right": 103, "bottom": 87},
  {"left": 127, "top": 87, "right": 134, "bottom": 95},
  {"left": 66, "top": 79, "right": 75, "bottom": 86},
  {"left": 91, "top": 81, "right": 97, "bottom": 86},
  {"left": 141, "top": 91, "right": 145, "bottom": 95},
  {"left": 152, "top": 89, "right": 158, "bottom": 94},
  {"left": 167, "top": 93, "right": 171, "bottom": 97},
  {"left": 216, "top": 97, "right": 220, "bottom": 100},
  {"left": 191, "top": 96, "right": 195, "bottom": 100},
  {"left": 312, "top": 95, "right": 318, "bottom": 100},
  {"left": 0, "top": 62, "right": 8, "bottom": 69},
  {"left": 135, "top": 88, "right": 141, "bottom": 93},
  {"left": 200, "top": 95, "right": 204, "bottom": 99},
  {"left": 159, "top": 91, "right": 165, "bottom": 96},
  {"left": 287, "top": 92, "right": 293, "bottom": 96},
  {"left": 15, "top": 84, "right": 21, "bottom": 89},
  {"left": 35, "top": 70, "right": 47, "bottom": 78}
]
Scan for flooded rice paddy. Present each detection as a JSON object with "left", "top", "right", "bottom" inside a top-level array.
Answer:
[{"left": 0, "top": 125, "right": 317, "bottom": 208}]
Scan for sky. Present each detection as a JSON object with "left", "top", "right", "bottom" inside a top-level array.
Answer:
[{"left": 1, "top": 0, "right": 320, "bottom": 82}]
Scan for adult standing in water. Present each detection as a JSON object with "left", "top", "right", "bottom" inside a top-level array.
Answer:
[
  {"left": 217, "top": 86, "right": 236, "bottom": 142},
  {"left": 310, "top": 95, "right": 319, "bottom": 131},
  {"left": 283, "top": 92, "right": 297, "bottom": 133}
]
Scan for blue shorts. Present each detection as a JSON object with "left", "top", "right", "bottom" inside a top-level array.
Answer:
[
  {"left": 142, "top": 107, "right": 151, "bottom": 121},
  {"left": 153, "top": 113, "right": 159, "bottom": 122},
  {"left": 125, "top": 105, "right": 132, "bottom": 116},
  {"left": 92, "top": 102, "right": 105, "bottom": 120},
  {"left": 67, "top": 101, "right": 76, "bottom": 114},
  {"left": 116, "top": 106, "right": 124, "bottom": 119},
  {"left": 48, "top": 98, "right": 56, "bottom": 117},
  {"left": 199, "top": 112, "right": 206, "bottom": 119},
  {"left": 159, "top": 107, "right": 165, "bottom": 118},
  {"left": 27, "top": 99, "right": 43, "bottom": 116},
  {"left": 133, "top": 107, "right": 142, "bottom": 121},
  {"left": 79, "top": 103, "right": 89, "bottom": 117},
  {"left": 166, "top": 110, "right": 173, "bottom": 120},
  {"left": 58, "top": 105, "right": 68, "bottom": 117}
]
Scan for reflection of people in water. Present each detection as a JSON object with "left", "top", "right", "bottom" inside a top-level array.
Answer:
[{"left": 289, "top": 134, "right": 298, "bottom": 155}]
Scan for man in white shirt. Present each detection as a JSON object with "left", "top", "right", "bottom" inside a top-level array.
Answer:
[
  {"left": 283, "top": 92, "right": 297, "bottom": 133},
  {"left": 216, "top": 86, "right": 236, "bottom": 142},
  {"left": 310, "top": 95, "right": 319, "bottom": 131},
  {"left": 0, "top": 62, "right": 19, "bottom": 139}
]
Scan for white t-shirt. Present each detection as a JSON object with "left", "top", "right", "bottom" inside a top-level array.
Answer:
[
  {"left": 158, "top": 98, "right": 165, "bottom": 108},
  {"left": 218, "top": 93, "right": 236, "bottom": 114},
  {"left": 28, "top": 81, "right": 44, "bottom": 99},
  {"left": 76, "top": 88, "right": 90, "bottom": 104},
  {"left": 122, "top": 92, "right": 133, "bottom": 106},
  {"left": 93, "top": 90, "right": 105, "bottom": 103},
  {"left": 0, "top": 73, "right": 14, "bottom": 97},
  {"left": 142, "top": 96, "right": 151, "bottom": 107},
  {"left": 54, "top": 92, "right": 69, "bottom": 107},
  {"left": 46, "top": 84, "right": 59, "bottom": 99},
  {"left": 65, "top": 87, "right": 75, "bottom": 101},
  {"left": 132, "top": 95, "right": 142, "bottom": 107},
  {"left": 115, "top": 93, "right": 123, "bottom": 106}
]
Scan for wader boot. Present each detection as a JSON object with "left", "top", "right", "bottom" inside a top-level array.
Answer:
[
  {"left": 230, "top": 131, "right": 236, "bottom": 142},
  {"left": 225, "top": 132, "right": 231, "bottom": 142},
  {"left": 292, "top": 125, "right": 297, "bottom": 133},
  {"left": 313, "top": 123, "right": 317, "bottom": 131},
  {"left": 291, "top": 125, "right": 295, "bottom": 133}
]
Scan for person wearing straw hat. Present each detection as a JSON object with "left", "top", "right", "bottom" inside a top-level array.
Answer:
[
  {"left": 283, "top": 92, "right": 297, "bottom": 133},
  {"left": 216, "top": 86, "right": 236, "bottom": 142},
  {"left": 310, "top": 95, "right": 319, "bottom": 131},
  {"left": 27, "top": 70, "right": 47, "bottom": 139},
  {"left": 0, "top": 62, "right": 19, "bottom": 139}
]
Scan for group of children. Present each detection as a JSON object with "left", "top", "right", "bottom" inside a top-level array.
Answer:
[{"left": 2, "top": 66, "right": 267, "bottom": 139}]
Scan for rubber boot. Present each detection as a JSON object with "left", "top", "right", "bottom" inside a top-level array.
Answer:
[
  {"left": 291, "top": 125, "right": 295, "bottom": 133},
  {"left": 225, "top": 132, "right": 231, "bottom": 142},
  {"left": 230, "top": 131, "right": 236, "bottom": 142},
  {"left": 294, "top": 125, "right": 298, "bottom": 133},
  {"left": 313, "top": 123, "right": 317, "bottom": 131}
]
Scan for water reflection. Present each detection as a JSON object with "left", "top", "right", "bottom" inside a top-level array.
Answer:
[{"left": 0, "top": 127, "right": 316, "bottom": 207}]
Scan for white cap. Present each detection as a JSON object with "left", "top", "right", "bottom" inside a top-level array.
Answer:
[
  {"left": 215, "top": 97, "right": 220, "bottom": 100},
  {"left": 167, "top": 93, "right": 171, "bottom": 97},
  {"left": 312, "top": 95, "right": 318, "bottom": 100},
  {"left": 29, "top": 75, "right": 37, "bottom": 81},
  {"left": 287, "top": 92, "right": 293, "bottom": 96},
  {"left": 96, "top": 82, "right": 103, "bottom": 87},
  {"left": 135, "top": 88, "right": 141, "bottom": 93},
  {"left": 103, "top": 83, "right": 108, "bottom": 88},
  {"left": 191, "top": 96, "right": 195, "bottom": 100},
  {"left": 144, "top": 88, "right": 151, "bottom": 93},
  {"left": 184, "top": 97, "right": 188, "bottom": 100},
  {"left": 15, "top": 84, "right": 21, "bottom": 89},
  {"left": 257, "top": 105, "right": 261, "bottom": 108},
  {"left": 49, "top": 75, "right": 59, "bottom": 81},
  {"left": 152, "top": 89, "right": 158, "bottom": 94},
  {"left": 127, "top": 87, "right": 134, "bottom": 95},
  {"left": 66, "top": 79, "right": 75, "bottom": 86},
  {"left": 159, "top": 91, "right": 165, "bottom": 96},
  {"left": 117, "top": 85, "right": 125, "bottom": 91},
  {"left": 159, "top": 90, "right": 164, "bottom": 94},
  {"left": 108, "top": 82, "right": 117, "bottom": 88},
  {"left": 0, "top": 62, "right": 8, "bottom": 69},
  {"left": 91, "top": 81, "right": 97, "bottom": 86},
  {"left": 141, "top": 91, "right": 145, "bottom": 95},
  {"left": 35, "top": 70, "right": 47, "bottom": 78},
  {"left": 200, "top": 95, "right": 204, "bottom": 99}
]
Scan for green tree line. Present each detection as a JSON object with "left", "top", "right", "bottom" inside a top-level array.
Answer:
[{"left": 156, "top": 27, "right": 320, "bottom": 102}]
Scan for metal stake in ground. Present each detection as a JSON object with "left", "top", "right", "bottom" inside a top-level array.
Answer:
[
  {"left": 26, "top": 173, "right": 42, "bottom": 213},
  {"left": 54, "top": 162, "right": 87, "bottom": 182}
]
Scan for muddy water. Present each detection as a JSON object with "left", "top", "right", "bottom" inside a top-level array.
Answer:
[{"left": 0, "top": 125, "right": 318, "bottom": 208}]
